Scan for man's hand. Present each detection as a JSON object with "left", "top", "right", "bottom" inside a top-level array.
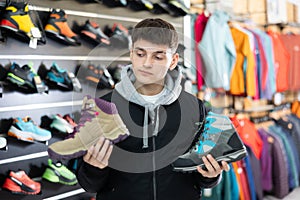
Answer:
[
  {"left": 83, "top": 136, "right": 113, "bottom": 169},
  {"left": 197, "top": 154, "right": 230, "bottom": 178}
]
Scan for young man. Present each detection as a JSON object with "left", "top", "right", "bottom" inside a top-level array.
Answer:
[{"left": 76, "top": 18, "right": 229, "bottom": 200}]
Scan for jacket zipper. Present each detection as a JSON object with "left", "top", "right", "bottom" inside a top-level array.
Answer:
[
  {"left": 152, "top": 134, "right": 157, "bottom": 200},
  {"left": 152, "top": 106, "right": 159, "bottom": 200}
]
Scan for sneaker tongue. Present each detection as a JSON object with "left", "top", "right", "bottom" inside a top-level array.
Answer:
[
  {"left": 15, "top": 171, "right": 25, "bottom": 176},
  {"left": 89, "top": 21, "right": 99, "bottom": 29},
  {"left": 22, "top": 65, "right": 31, "bottom": 71},
  {"left": 53, "top": 9, "right": 67, "bottom": 20}
]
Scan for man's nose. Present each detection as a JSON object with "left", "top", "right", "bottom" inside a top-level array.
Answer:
[{"left": 143, "top": 55, "right": 153, "bottom": 67}]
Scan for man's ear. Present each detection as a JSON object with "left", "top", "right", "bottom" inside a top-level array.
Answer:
[{"left": 169, "top": 53, "right": 179, "bottom": 71}]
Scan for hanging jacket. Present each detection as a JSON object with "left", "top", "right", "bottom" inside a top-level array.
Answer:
[
  {"left": 198, "top": 10, "right": 236, "bottom": 90},
  {"left": 76, "top": 65, "right": 221, "bottom": 200}
]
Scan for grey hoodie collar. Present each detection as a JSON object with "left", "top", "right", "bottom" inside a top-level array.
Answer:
[{"left": 115, "top": 65, "right": 182, "bottom": 148}]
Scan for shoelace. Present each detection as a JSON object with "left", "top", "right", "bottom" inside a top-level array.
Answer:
[
  {"left": 68, "top": 102, "right": 98, "bottom": 138},
  {"left": 191, "top": 118, "right": 212, "bottom": 152}
]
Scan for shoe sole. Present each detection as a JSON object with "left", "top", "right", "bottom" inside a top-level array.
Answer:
[
  {"left": 173, "top": 148, "right": 247, "bottom": 172},
  {"left": 8, "top": 126, "right": 51, "bottom": 142},
  {"left": 47, "top": 133, "right": 129, "bottom": 161}
]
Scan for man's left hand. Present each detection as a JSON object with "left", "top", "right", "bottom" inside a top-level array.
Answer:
[{"left": 197, "top": 154, "right": 230, "bottom": 178}]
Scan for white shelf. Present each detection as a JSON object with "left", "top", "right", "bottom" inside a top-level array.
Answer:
[
  {"left": 0, "top": 55, "right": 131, "bottom": 61},
  {"left": 0, "top": 100, "right": 83, "bottom": 112},
  {"left": 43, "top": 188, "right": 86, "bottom": 200},
  {"left": 0, "top": 151, "right": 48, "bottom": 165}
]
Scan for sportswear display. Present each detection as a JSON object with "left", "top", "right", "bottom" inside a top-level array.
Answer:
[
  {"left": 2, "top": 170, "right": 41, "bottom": 195},
  {"left": 48, "top": 95, "right": 129, "bottom": 160},
  {"left": 172, "top": 111, "right": 247, "bottom": 172}
]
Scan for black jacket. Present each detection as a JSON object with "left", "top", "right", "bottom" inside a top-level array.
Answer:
[{"left": 76, "top": 90, "right": 220, "bottom": 200}]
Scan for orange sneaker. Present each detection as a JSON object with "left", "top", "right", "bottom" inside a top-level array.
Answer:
[
  {"left": 2, "top": 171, "right": 41, "bottom": 195},
  {"left": 45, "top": 9, "right": 80, "bottom": 46}
]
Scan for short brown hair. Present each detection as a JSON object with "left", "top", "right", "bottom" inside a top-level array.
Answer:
[{"left": 131, "top": 18, "right": 179, "bottom": 53}]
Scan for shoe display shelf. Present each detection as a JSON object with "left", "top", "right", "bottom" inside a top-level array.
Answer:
[{"left": 0, "top": 0, "right": 188, "bottom": 199}]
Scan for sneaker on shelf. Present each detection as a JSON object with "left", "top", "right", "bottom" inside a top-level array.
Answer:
[
  {"left": 50, "top": 114, "right": 74, "bottom": 134},
  {"left": 63, "top": 114, "right": 77, "bottom": 127},
  {"left": 166, "top": 0, "right": 190, "bottom": 16},
  {"left": 101, "top": 0, "right": 127, "bottom": 7},
  {"left": 48, "top": 95, "right": 130, "bottom": 160},
  {"left": 7, "top": 62, "right": 47, "bottom": 93},
  {"left": 77, "top": 63, "right": 100, "bottom": 84},
  {"left": 45, "top": 8, "right": 81, "bottom": 46},
  {"left": 172, "top": 111, "right": 247, "bottom": 172},
  {"left": 0, "top": 64, "right": 8, "bottom": 81},
  {"left": 78, "top": 64, "right": 115, "bottom": 89},
  {"left": 2, "top": 170, "right": 41, "bottom": 195},
  {"left": 104, "top": 23, "right": 129, "bottom": 49},
  {"left": 127, "top": 0, "right": 154, "bottom": 11},
  {"left": 46, "top": 62, "right": 73, "bottom": 90},
  {"left": 0, "top": 136, "right": 7, "bottom": 149},
  {"left": 80, "top": 20, "right": 110, "bottom": 46},
  {"left": 0, "top": 2, "right": 44, "bottom": 44},
  {"left": 7, "top": 62, "right": 36, "bottom": 89},
  {"left": 42, "top": 159, "right": 77, "bottom": 185},
  {"left": 97, "top": 65, "right": 115, "bottom": 89},
  {"left": 8, "top": 117, "right": 52, "bottom": 142}
]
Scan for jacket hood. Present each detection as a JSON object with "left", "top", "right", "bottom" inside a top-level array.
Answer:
[
  {"left": 115, "top": 64, "right": 182, "bottom": 148},
  {"left": 213, "top": 10, "right": 230, "bottom": 24},
  {"left": 115, "top": 64, "right": 182, "bottom": 108}
]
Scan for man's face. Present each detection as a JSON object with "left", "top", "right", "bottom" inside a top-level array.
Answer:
[{"left": 130, "top": 39, "right": 178, "bottom": 86}]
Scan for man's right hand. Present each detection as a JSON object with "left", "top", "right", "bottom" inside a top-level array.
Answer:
[{"left": 83, "top": 136, "right": 113, "bottom": 169}]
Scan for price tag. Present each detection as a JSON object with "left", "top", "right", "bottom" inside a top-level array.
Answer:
[
  {"left": 29, "top": 38, "right": 37, "bottom": 49},
  {"left": 31, "top": 27, "right": 41, "bottom": 38}
]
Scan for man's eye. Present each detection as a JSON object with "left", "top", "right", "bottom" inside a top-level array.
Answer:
[
  {"left": 136, "top": 52, "right": 144, "bottom": 57},
  {"left": 155, "top": 56, "right": 163, "bottom": 60}
]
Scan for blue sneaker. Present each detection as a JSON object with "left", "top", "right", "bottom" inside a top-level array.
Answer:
[
  {"left": 8, "top": 117, "right": 52, "bottom": 142},
  {"left": 47, "top": 63, "right": 73, "bottom": 88},
  {"left": 172, "top": 112, "right": 247, "bottom": 172}
]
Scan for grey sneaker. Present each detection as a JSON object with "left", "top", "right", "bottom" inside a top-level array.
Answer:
[{"left": 172, "top": 111, "right": 247, "bottom": 172}]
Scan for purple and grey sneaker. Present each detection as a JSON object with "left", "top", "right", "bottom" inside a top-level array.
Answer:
[{"left": 48, "top": 95, "right": 129, "bottom": 160}]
